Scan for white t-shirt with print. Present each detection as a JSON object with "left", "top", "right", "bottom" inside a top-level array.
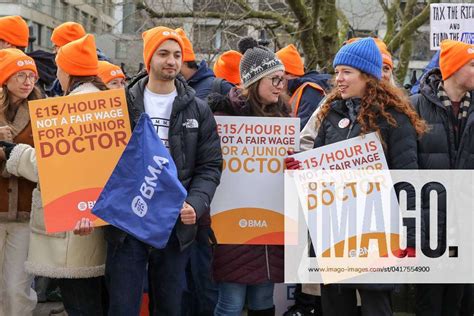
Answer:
[{"left": 143, "top": 87, "right": 177, "bottom": 148}]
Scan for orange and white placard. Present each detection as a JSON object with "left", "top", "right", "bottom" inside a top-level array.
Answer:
[
  {"left": 29, "top": 89, "right": 131, "bottom": 233},
  {"left": 211, "top": 116, "right": 299, "bottom": 245}
]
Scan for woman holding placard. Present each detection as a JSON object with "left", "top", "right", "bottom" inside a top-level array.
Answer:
[
  {"left": 2, "top": 34, "right": 108, "bottom": 315},
  {"left": 208, "top": 40, "right": 289, "bottom": 315},
  {"left": 0, "top": 48, "right": 43, "bottom": 316},
  {"left": 286, "top": 38, "right": 426, "bottom": 316}
]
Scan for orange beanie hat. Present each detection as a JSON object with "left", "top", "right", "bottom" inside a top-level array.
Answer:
[
  {"left": 213, "top": 50, "right": 242, "bottom": 85},
  {"left": 175, "top": 28, "right": 196, "bottom": 62},
  {"left": 0, "top": 48, "right": 37, "bottom": 86},
  {"left": 56, "top": 34, "right": 98, "bottom": 76},
  {"left": 344, "top": 37, "right": 360, "bottom": 45},
  {"left": 142, "top": 26, "right": 184, "bottom": 72},
  {"left": 0, "top": 16, "right": 29, "bottom": 47},
  {"left": 440, "top": 39, "right": 474, "bottom": 80},
  {"left": 98, "top": 61, "right": 125, "bottom": 84},
  {"left": 373, "top": 38, "right": 393, "bottom": 69},
  {"left": 51, "top": 22, "right": 86, "bottom": 47},
  {"left": 276, "top": 44, "right": 304, "bottom": 76}
]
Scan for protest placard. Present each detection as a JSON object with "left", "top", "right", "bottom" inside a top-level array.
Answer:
[
  {"left": 430, "top": 3, "right": 474, "bottom": 50},
  {"left": 211, "top": 116, "right": 300, "bottom": 245},
  {"left": 29, "top": 89, "right": 131, "bottom": 233},
  {"left": 291, "top": 132, "right": 387, "bottom": 171},
  {"left": 287, "top": 133, "right": 401, "bottom": 283}
]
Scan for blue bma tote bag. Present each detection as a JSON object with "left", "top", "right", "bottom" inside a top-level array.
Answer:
[{"left": 93, "top": 113, "right": 187, "bottom": 249}]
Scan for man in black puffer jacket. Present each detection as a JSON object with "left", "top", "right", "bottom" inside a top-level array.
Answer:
[
  {"left": 410, "top": 39, "right": 474, "bottom": 316},
  {"left": 104, "top": 26, "right": 222, "bottom": 316}
]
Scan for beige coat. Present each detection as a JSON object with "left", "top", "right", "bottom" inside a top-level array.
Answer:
[{"left": 6, "top": 83, "right": 106, "bottom": 278}]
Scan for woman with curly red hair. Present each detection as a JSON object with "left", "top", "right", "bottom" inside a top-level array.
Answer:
[{"left": 286, "top": 38, "right": 426, "bottom": 315}]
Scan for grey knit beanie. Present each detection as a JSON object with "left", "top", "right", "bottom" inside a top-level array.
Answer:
[{"left": 239, "top": 46, "right": 285, "bottom": 89}]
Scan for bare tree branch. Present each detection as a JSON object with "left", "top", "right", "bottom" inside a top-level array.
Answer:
[
  {"left": 137, "top": 0, "right": 297, "bottom": 34},
  {"left": 381, "top": 0, "right": 400, "bottom": 44},
  {"left": 137, "top": 0, "right": 435, "bottom": 77},
  {"left": 394, "top": 0, "right": 416, "bottom": 83},
  {"left": 388, "top": 0, "right": 440, "bottom": 52},
  {"left": 286, "top": 0, "right": 318, "bottom": 68}
]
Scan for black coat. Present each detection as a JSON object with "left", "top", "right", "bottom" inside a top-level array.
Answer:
[
  {"left": 410, "top": 68, "right": 474, "bottom": 253},
  {"left": 105, "top": 75, "right": 223, "bottom": 251},
  {"left": 314, "top": 98, "right": 419, "bottom": 170},
  {"left": 411, "top": 68, "right": 474, "bottom": 170}
]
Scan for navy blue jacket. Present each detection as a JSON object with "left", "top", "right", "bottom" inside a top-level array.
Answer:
[
  {"left": 410, "top": 51, "right": 440, "bottom": 95},
  {"left": 187, "top": 60, "right": 217, "bottom": 100},
  {"left": 288, "top": 71, "right": 332, "bottom": 130}
]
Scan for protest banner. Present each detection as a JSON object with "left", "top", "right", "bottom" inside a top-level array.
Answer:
[
  {"left": 29, "top": 89, "right": 131, "bottom": 233},
  {"left": 211, "top": 116, "right": 300, "bottom": 245},
  {"left": 430, "top": 3, "right": 474, "bottom": 50}
]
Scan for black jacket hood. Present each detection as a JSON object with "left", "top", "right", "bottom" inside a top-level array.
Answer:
[{"left": 419, "top": 68, "right": 444, "bottom": 108}]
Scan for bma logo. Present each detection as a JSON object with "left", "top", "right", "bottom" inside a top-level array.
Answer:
[
  {"left": 131, "top": 155, "right": 169, "bottom": 218},
  {"left": 16, "top": 60, "right": 34, "bottom": 67},
  {"left": 131, "top": 196, "right": 147, "bottom": 217},
  {"left": 77, "top": 200, "right": 95, "bottom": 211},
  {"left": 111, "top": 69, "right": 123, "bottom": 76},
  {"left": 162, "top": 31, "right": 179, "bottom": 37},
  {"left": 460, "top": 33, "right": 474, "bottom": 44},
  {"left": 238, "top": 219, "right": 268, "bottom": 228}
]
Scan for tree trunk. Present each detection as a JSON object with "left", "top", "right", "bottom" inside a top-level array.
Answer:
[
  {"left": 287, "top": 0, "right": 318, "bottom": 70},
  {"left": 318, "top": 0, "right": 338, "bottom": 72},
  {"left": 395, "top": 37, "right": 412, "bottom": 84}
]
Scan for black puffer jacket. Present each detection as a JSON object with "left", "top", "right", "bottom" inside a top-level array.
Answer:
[
  {"left": 314, "top": 98, "right": 419, "bottom": 170},
  {"left": 411, "top": 68, "right": 474, "bottom": 169},
  {"left": 105, "top": 75, "right": 223, "bottom": 251},
  {"left": 410, "top": 68, "right": 474, "bottom": 254}
]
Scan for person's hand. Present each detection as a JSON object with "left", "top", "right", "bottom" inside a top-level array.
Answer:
[
  {"left": 284, "top": 150, "right": 302, "bottom": 170},
  {"left": 180, "top": 202, "right": 196, "bottom": 225},
  {"left": 0, "top": 141, "right": 16, "bottom": 160},
  {"left": 393, "top": 247, "right": 416, "bottom": 258},
  {"left": 406, "top": 247, "right": 416, "bottom": 257},
  {"left": 73, "top": 217, "right": 95, "bottom": 236},
  {"left": 0, "top": 126, "right": 13, "bottom": 142}
]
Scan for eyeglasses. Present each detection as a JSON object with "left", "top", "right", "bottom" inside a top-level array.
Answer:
[
  {"left": 266, "top": 76, "right": 284, "bottom": 87},
  {"left": 14, "top": 73, "right": 38, "bottom": 84}
]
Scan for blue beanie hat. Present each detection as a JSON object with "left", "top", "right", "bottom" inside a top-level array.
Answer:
[{"left": 333, "top": 38, "right": 382, "bottom": 80}]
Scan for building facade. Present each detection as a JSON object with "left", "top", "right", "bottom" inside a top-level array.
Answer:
[{"left": 0, "top": 0, "right": 116, "bottom": 51}]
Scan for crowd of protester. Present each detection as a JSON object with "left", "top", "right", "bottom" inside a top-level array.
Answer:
[{"left": 0, "top": 14, "right": 473, "bottom": 316}]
